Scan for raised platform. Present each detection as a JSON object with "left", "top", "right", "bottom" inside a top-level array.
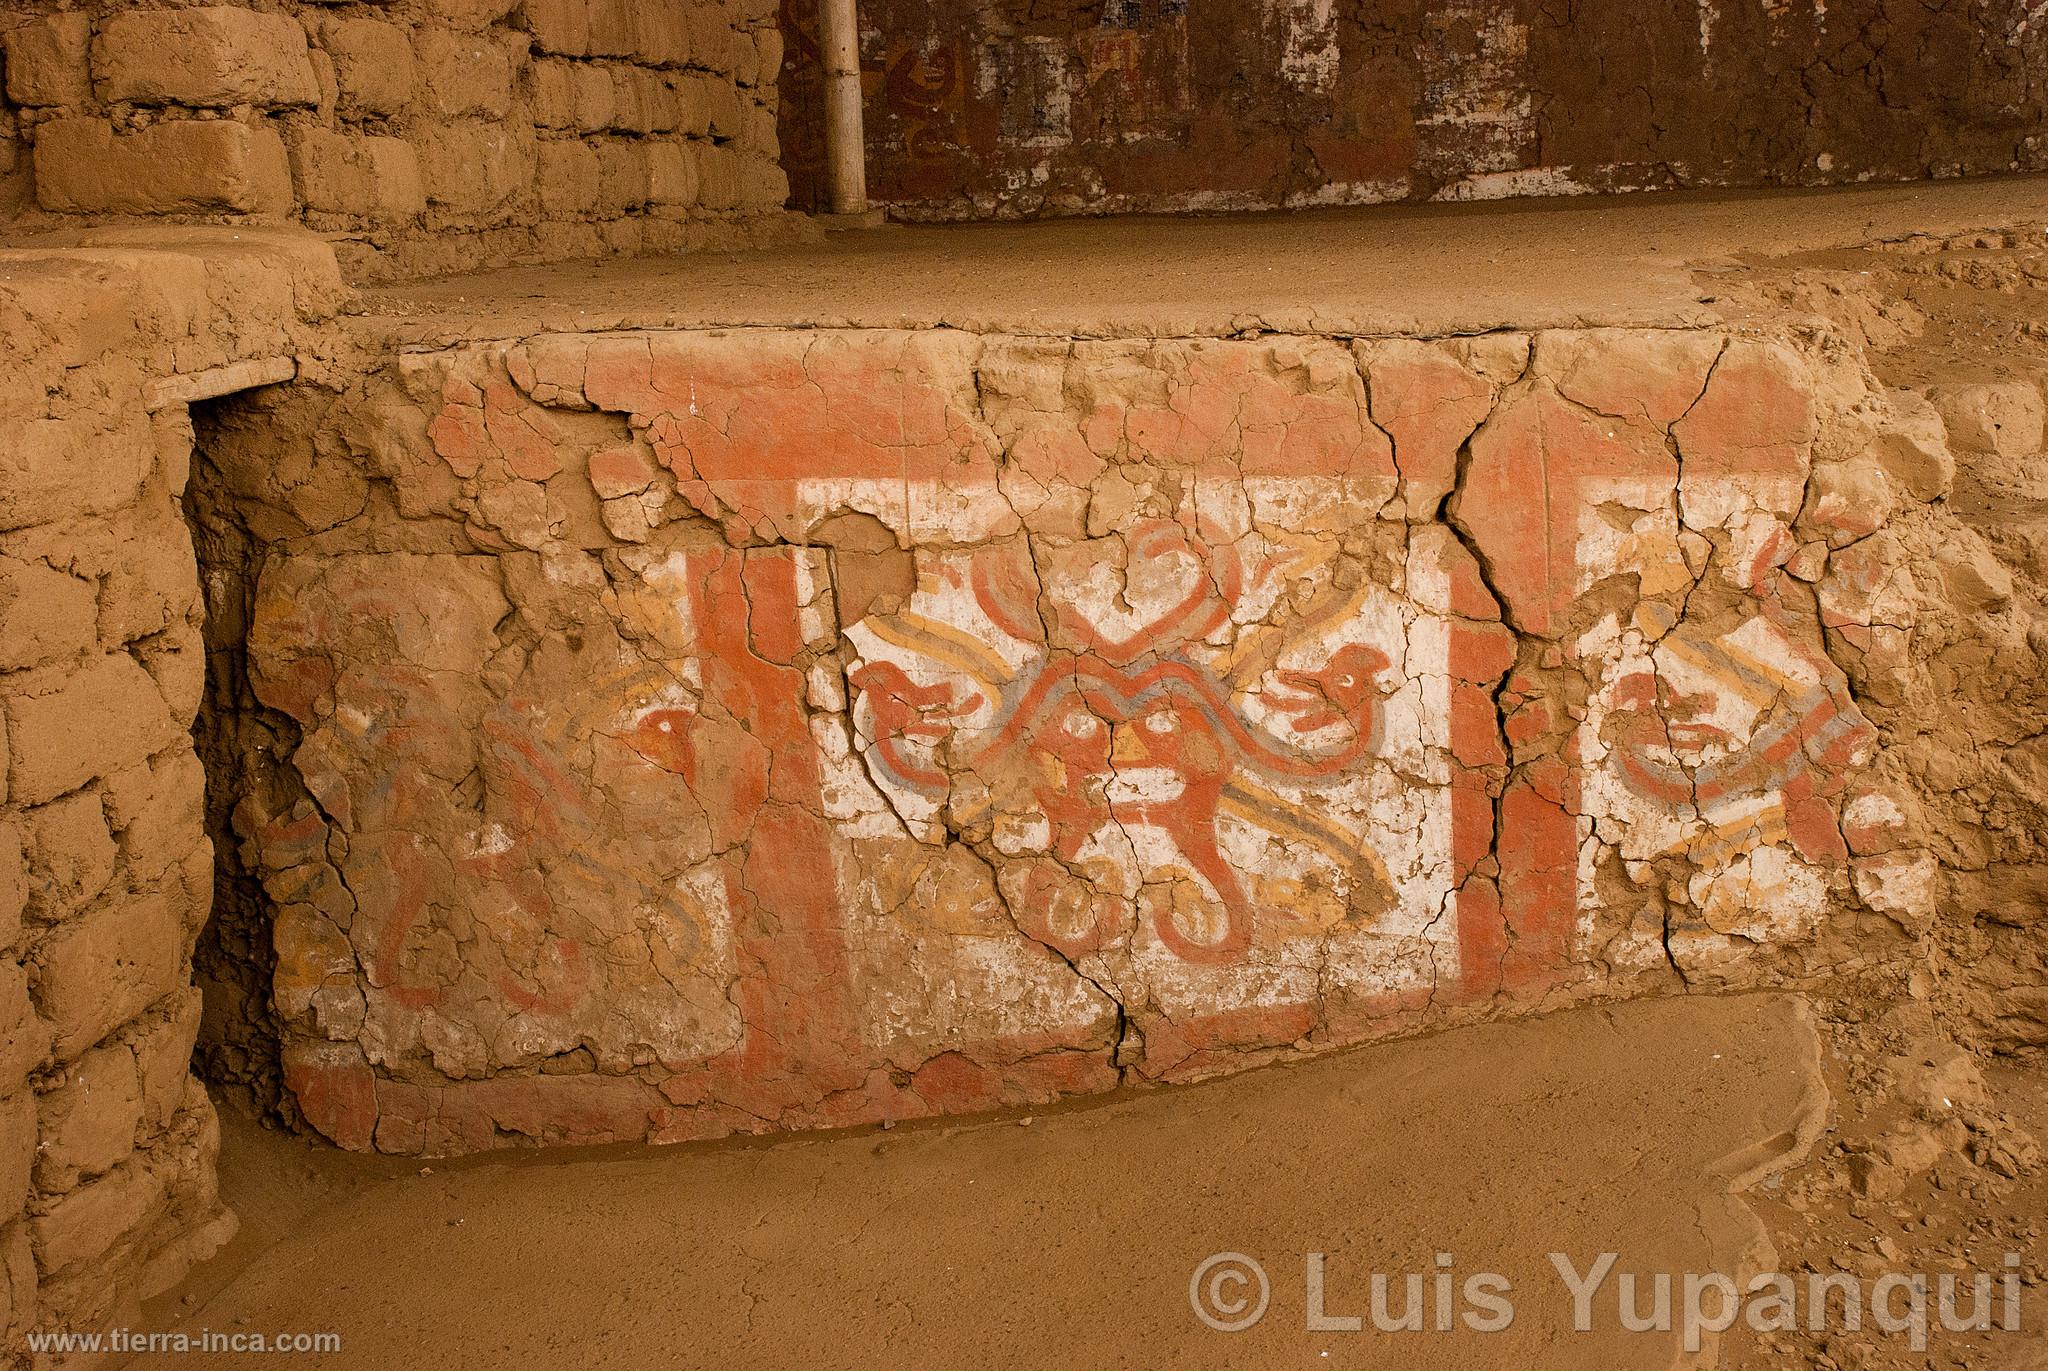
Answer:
[
  {"left": 358, "top": 177, "right": 2048, "bottom": 339},
  {"left": 182, "top": 181, "right": 2016, "bottom": 1155}
]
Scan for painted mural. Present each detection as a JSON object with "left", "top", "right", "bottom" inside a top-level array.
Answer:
[{"left": 241, "top": 326, "right": 1915, "bottom": 1154}]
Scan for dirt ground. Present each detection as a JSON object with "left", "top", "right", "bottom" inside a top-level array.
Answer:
[
  {"left": 136, "top": 994, "right": 1835, "bottom": 1370},
  {"left": 129, "top": 1002, "right": 2048, "bottom": 1371},
  {"left": 1727, "top": 1005, "right": 2048, "bottom": 1371}
]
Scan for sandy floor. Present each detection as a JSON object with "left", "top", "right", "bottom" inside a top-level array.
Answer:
[
  {"left": 135, "top": 995, "right": 1829, "bottom": 1370},
  {"left": 357, "top": 177, "right": 2048, "bottom": 340}
]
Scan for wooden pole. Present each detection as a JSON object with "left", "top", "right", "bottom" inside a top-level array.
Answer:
[{"left": 819, "top": 0, "right": 868, "bottom": 215}]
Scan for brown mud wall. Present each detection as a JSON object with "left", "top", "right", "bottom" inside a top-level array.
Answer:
[
  {"left": 777, "top": 0, "right": 2048, "bottom": 219},
  {"left": 1731, "top": 234, "right": 2048, "bottom": 1057},
  {"left": 0, "top": 232, "right": 342, "bottom": 1345},
  {"left": 0, "top": 1, "right": 804, "bottom": 283}
]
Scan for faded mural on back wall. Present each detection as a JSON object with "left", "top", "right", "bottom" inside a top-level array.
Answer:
[
  {"left": 226, "top": 325, "right": 1926, "bottom": 1156},
  {"left": 775, "top": 0, "right": 2048, "bottom": 218}
]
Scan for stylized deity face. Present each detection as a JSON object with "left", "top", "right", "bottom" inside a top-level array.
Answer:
[
  {"left": 1103, "top": 693, "right": 1230, "bottom": 809},
  {"left": 1016, "top": 683, "right": 1232, "bottom": 829},
  {"left": 1606, "top": 630, "right": 1775, "bottom": 780},
  {"left": 847, "top": 526, "right": 1400, "bottom": 965},
  {"left": 1652, "top": 650, "right": 1768, "bottom": 770},
  {"left": 1022, "top": 691, "right": 1116, "bottom": 854},
  {"left": 1596, "top": 615, "right": 1873, "bottom": 866}
]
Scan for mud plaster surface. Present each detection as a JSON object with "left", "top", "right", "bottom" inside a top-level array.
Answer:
[
  {"left": 358, "top": 179, "right": 2048, "bottom": 338},
  {"left": 141, "top": 994, "right": 1825, "bottom": 1371}
]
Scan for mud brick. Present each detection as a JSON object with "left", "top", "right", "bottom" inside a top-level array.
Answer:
[
  {"left": 415, "top": 122, "right": 534, "bottom": 213},
  {"left": 694, "top": 142, "right": 742, "bottom": 211},
  {"left": 0, "top": 825, "right": 23, "bottom": 949},
  {"left": 524, "top": 59, "right": 582, "bottom": 131},
  {"left": 33, "top": 887, "right": 191, "bottom": 1059},
  {"left": 644, "top": 142, "right": 698, "bottom": 208},
  {"left": 419, "top": 0, "right": 523, "bottom": 23},
  {"left": 94, "top": 7, "right": 318, "bottom": 108},
  {"left": 4, "top": 654, "right": 181, "bottom": 807},
  {"left": 0, "top": 1093, "right": 32, "bottom": 1218},
  {"left": 0, "top": 414, "right": 153, "bottom": 535},
  {"left": 110, "top": 751, "right": 207, "bottom": 888},
  {"left": 36, "top": 1042, "right": 142, "bottom": 1193},
  {"left": 536, "top": 140, "right": 601, "bottom": 214},
  {"left": 34, "top": 119, "right": 294, "bottom": 216},
  {"left": 0, "top": 1222, "right": 32, "bottom": 1342},
  {"left": 129, "top": 990, "right": 201, "bottom": 1133},
  {"left": 414, "top": 27, "right": 516, "bottom": 119},
  {"left": 3, "top": 13, "right": 91, "bottom": 108},
  {"left": 23, "top": 789, "right": 115, "bottom": 920},
  {"left": 288, "top": 128, "right": 426, "bottom": 221},
  {"left": 30, "top": 1156, "right": 167, "bottom": 1276},
  {"left": 0, "top": 966, "right": 44, "bottom": 1091},
  {"left": 751, "top": 27, "right": 784, "bottom": 87},
  {"left": 521, "top": 0, "right": 595, "bottom": 56},
  {"left": 739, "top": 153, "right": 786, "bottom": 212},
  {"left": 0, "top": 557, "right": 96, "bottom": 672},
  {"left": 594, "top": 140, "right": 652, "bottom": 213},
  {"left": 96, "top": 511, "right": 200, "bottom": 651},
  {"left": 320, "top": 17, "right": 416, "bottom": 117}
]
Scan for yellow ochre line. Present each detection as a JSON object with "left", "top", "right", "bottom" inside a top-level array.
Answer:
[
  {"left": 856, "top": 614, "right": 1016, "bottom": 701},
  {"left": 1657, "top": 635, "right": 1787, "bottom": 710},
  {"left": 1220, "top": 779, "right": 1394, "bottom": 889},
  {"left": 1657, "top": 800, "right": 1788, "bottom": 861},
  {"left": 1217, "top": 573, "right": 1370, "bottom": 680}
]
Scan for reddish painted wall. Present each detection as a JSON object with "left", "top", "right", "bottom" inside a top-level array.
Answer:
[
  {"left": 777, "top": 0, "right": 2048, "bottom": 218},
  {"left": 202, "top": 320, "right": 1955, "bottom": 1157}
]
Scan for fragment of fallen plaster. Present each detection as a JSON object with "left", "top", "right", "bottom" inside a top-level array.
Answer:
[
  {"left": 1869, "top": 389, "right": 1956, "bottom": 501},
  {"left": 600, "top": 494, "right": 652, "bottom": 543},
  {"left": 1785, "top": 541, "right": 1828, "bottom": 582},
  {"left": 1925, "top": 379, "right": 2045, "bottom": 463},
  {"left": 1840, "top": 789, "right": 1910, "bottom": 856},
  {"left": 1817, "top": 531, "right": 1918, "bottom": 631},
  {"left": 1803, "top": 455, "right": 1898, "bottom": 546},
  {"left": 1852, "top": 851, "right": 1940, "bottom": 932},
  {"left": 1934, "top": 535, "right": 2016, "bottom": 615}
]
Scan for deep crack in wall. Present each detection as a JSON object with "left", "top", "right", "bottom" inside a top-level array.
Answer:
[{"left": 187, "top": 396, "right": 319, "bottom": 1127}]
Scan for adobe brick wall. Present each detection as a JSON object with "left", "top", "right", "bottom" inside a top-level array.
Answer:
[
  {"left": 777, "top": 0, "right": 2048, "bottom": 219},
  {"left": 189, "top": 319, "right": 1946, "bottom": 1155},
  {"left": 0, "top": 1, "right": 805, "bottom": 283},
  {"left": 0, "top": 232, "right": 342, "bottom": 1344}
]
